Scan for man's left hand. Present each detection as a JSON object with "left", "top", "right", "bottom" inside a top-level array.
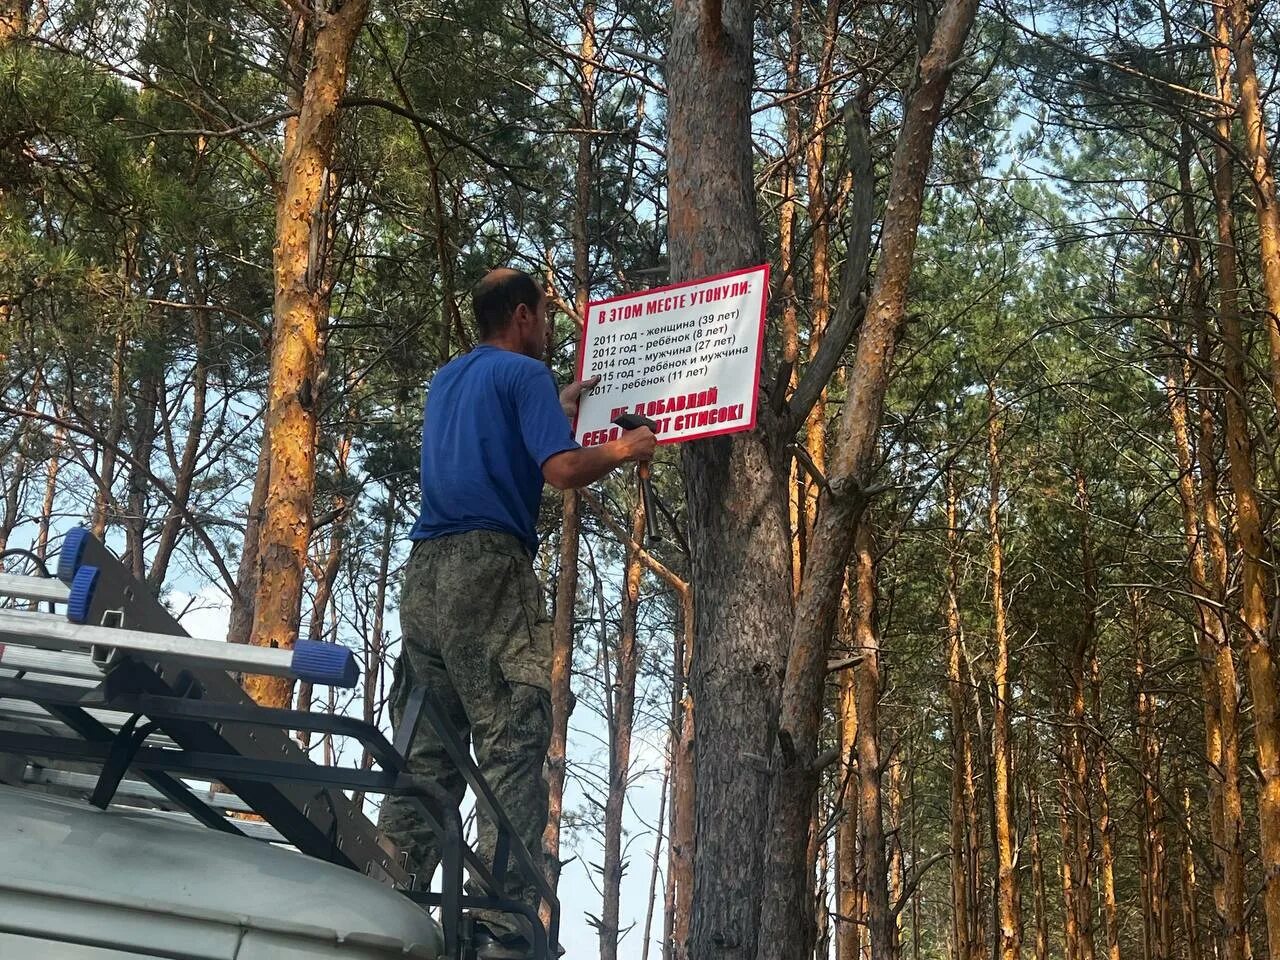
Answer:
[{"left": 560, "top": 376, "right": 601, "bottom": 420}]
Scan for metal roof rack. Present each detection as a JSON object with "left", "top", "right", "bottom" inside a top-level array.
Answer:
[{"left": 0, "top": 528, "right": 561, "bottom": 960}]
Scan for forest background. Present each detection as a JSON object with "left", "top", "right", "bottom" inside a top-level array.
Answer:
[{"left": 3, "top": 0, "right": 1280, "bottom": 959}]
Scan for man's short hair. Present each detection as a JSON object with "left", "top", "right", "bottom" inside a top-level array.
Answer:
[{"left": 473, "top": 268, "right": 542, "bottom": 339}]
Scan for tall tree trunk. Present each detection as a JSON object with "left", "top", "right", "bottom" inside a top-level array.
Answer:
[
  {"left": 888, "top": 750, "right": 906, "bottom": 954},
  {"left": 0, "top": 374, "right": 38, "bottom": 553},
  {"left": 600, "top": 500, "right": 646, "bottom": 960},
  {"left": 1163, "top": 332, "right": 1236, "bottom": 960},
  {"left": 546, "top": 4, "right": 595, "bottom": 887},
  {"left": 1211, "top": 8, "right": 1280, "bottom": 953},
  {"left": 125, "top": 363, "right": 161, "bottom": 581},
  {"left": 245, "top": 0, "right": 370, "bottom": 707},
  {"left": 668, "top": 0, "right": 792, "bottom": 955},
  {"left": 799, "top": 0, "right": 839, "bottom": 553},
  {"left": 988, "top": 387, "right": 1021, "bottom": 960},
  {"left": 150, "top": 276, "right": 212, "bottom": 589},
  {"left": 1224, "top": 0, "right": 1280, "bottom": 414},
  {"left": 1181, "top": 786, "right": 1204, "bottom": 960},
  {"left": 92, "top": 330, "right": 128, "bottom": 540},
  {"left": 33, "top": 419, "right": 65, "bottom": 564},
  {"left": 755, "top": 1, "right": 979, "bottom": 954},
  {"left": 643, "top": 763, "right": 670, "bottom": 960},
  {"left": 1028, "top": 788, "right": 1049, "bottom": 960},
  {"left": 837, "top": 579, "right": 860, "bottom": 960},
  {"left": 1060, "top": 780, "right": 1082, "bottom": 960},
  {"left": 230, "top": 5, "right": 308, "bottom": 648},
  {"left": 779, "top": 0, "right": 803, "bottom": 595},
  {"left": 1135, "top": 595, "right": 1169, "bottom": 960},
  {"left": 670, "top": 586, "right": 695, "bottom": 960},
  {"left": 296, "top": 487, "right": 349, "bottom": 751},
  {"left": 852, "top": 522, "right": 894, "bottom": 960},
  {"left": 1092, "top": 658, "right": 1121, "bottom": 960},
  {"left": 1205, "top": 19, "right": 1250, "bottom": 957},
  {"left": 364, "top": 495, "right": 393, "bottom": 728},
  {"left": 228, "top": 441, "right": 271, "bottom": 645},
  {"left": 817, "top": 802, "right": 833, "bottom": 960},
  {"left": 1066, "top": 468, "right": 1097, "bottom": 960},
  {"left": 1152, "top": 0, "right": 1245, "bottom": 933},
  {"left": 946, "top": 471, "right": 973, "bottom": 960}
]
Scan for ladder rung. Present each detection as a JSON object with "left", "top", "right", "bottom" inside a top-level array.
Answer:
[
  {"left": 0, "top": 699, "right": 180, "bottom": 749},
  {"left": 0, "top": 574, "right": 70, "bottom": 605},
  {"left": 0, "top": 646, "right": 102, "bottom": 681}
]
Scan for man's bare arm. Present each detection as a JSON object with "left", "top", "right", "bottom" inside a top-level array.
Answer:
[{"left": 543, "top": 427, "right": 655, "bottom": 490}]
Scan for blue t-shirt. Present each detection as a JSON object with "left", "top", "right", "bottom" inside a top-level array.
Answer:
[{"left": 411, "top": 345, "right": 579, "bottom": 555}]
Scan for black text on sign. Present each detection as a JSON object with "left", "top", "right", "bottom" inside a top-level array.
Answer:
[{"left": 573, "top": 264, "right": 770, "bottom": 446}]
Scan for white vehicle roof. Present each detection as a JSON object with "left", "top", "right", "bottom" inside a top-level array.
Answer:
[{"left": 0, "top": 784, "right": 442, "bottom": 960}]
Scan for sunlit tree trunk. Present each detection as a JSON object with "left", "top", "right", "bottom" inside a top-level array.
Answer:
[
  {"left": 1210, "top": 8, "right": 1280, "bottom": 954},
  {"left": 1204, "top": 19, "right": 1250, "bottom": 957},
  {"left": 988, "top": 387, "right": 1021, "bottom": 960},
  {"left": 246, "top": 0, "right": 371, "bottom": 707},
  {"left": 1224, "top": 0, "right": 1280, "bottom": 415},
  {"left": 546, "top": 5, "right": 595, "bottom": 882},
  {"left": 837, "top": 578, "right": 860, "bottom": 960},
  {"left": 33, "top": 419, "right": 65, "bottom": 564},
  {"left": 1066, "top": 468, "right": 1097, "bottom": 960},
  {"left": 1028, "top": 787, "right": 1049, "bottom": 960},
  {"left": 1092, "top": 658, "right": 1120, "bottom": 960},
  {"left": 852, "top": 522, "right": 894, "bottom": 960}
]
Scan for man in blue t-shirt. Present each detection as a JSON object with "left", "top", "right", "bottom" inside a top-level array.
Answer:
[{"left": 379, "top": 268, "right": 654, "bottom": 958}]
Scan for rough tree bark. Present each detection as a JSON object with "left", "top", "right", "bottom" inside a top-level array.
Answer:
[
  {"left": 245, "top": 0, "right": 370, "bottom": 707},
  {"left": 124, "top": 363, "right": 161, "bottom": 580},
  {"left": 1091, "top": 658, "right": 1120, "bottom": 960},
  {"left": 92, "top": 331, "right": 127, "bottom": 541},
  {"left": 1134, "top": 598, "right": 1169, "bottom": 960},
  {"left": 1203, "top": 21, "right": 1250, "bottom": 958},
  {"left": 667, "top": 0, "right": 793, "bottom": 954},
  {"left": 836, "top": 579, "right": 860, "bottom": 960},
  {"left": 799, "top": 0, "right": 839, "bottom": 547},
  {"left": 1211, "top": 8, "right": 1280, "bottom": 954},
  {"left": 1066, "top": 468, "right": 1097, "bottom": 960},
  {"left": 945, "top": 471, "right": 975, "bottom": 960},
  {"left": 1224, "top": 0, "right": 1280, "bottom": 415},
  {"left": 1028, "top": 788, "right": 1048, "bottom": 960},
  {"left": 851, "top": 522, "right": 894, "bottom": 960},
  {"left": 988, "top": 388, "right": 1021, "bottom": 960},
  {"left": 545, "top": 3, "right": 595, "bottom": 889},
  {"left": 753, "top": 0, "right": 979, "bottom": 954},
  {"left": 33, "top": 420, "right": 65, "bottom": 564}
]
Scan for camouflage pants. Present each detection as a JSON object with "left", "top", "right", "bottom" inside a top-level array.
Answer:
[{"left": 379, "top": 530, "right": 552, "bottom": 935}]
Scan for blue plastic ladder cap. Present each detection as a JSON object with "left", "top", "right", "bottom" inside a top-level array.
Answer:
[
  {"left": 67, "top": 566, "right": 100, "bottom": 625},
  {"left": 57, "top": 528, "right": 92, "bottom": 583},
  {"left": 291, "top": 640, "right": 359, "bottom": 688}
]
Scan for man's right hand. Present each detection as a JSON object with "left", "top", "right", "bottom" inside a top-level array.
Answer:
[{"left": 617, "top": 426, "right": 656, "bottom": 463}]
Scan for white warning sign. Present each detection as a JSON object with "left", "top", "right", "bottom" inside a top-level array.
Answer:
[{"left": 573, "top": 264, "right": 769, "bottom": 446}]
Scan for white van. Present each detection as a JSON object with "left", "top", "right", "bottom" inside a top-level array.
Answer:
[{"left": 0, "top": 783, "right": 444, "bottom": 960}]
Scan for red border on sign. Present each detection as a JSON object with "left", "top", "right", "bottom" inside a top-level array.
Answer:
[{"left": 571, "top": 263, "right": 771, "bottom": 444}]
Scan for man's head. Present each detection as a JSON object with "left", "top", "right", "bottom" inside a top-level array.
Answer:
[{"left": 473, "top": 267, "right": 549, "bottom": 360}]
